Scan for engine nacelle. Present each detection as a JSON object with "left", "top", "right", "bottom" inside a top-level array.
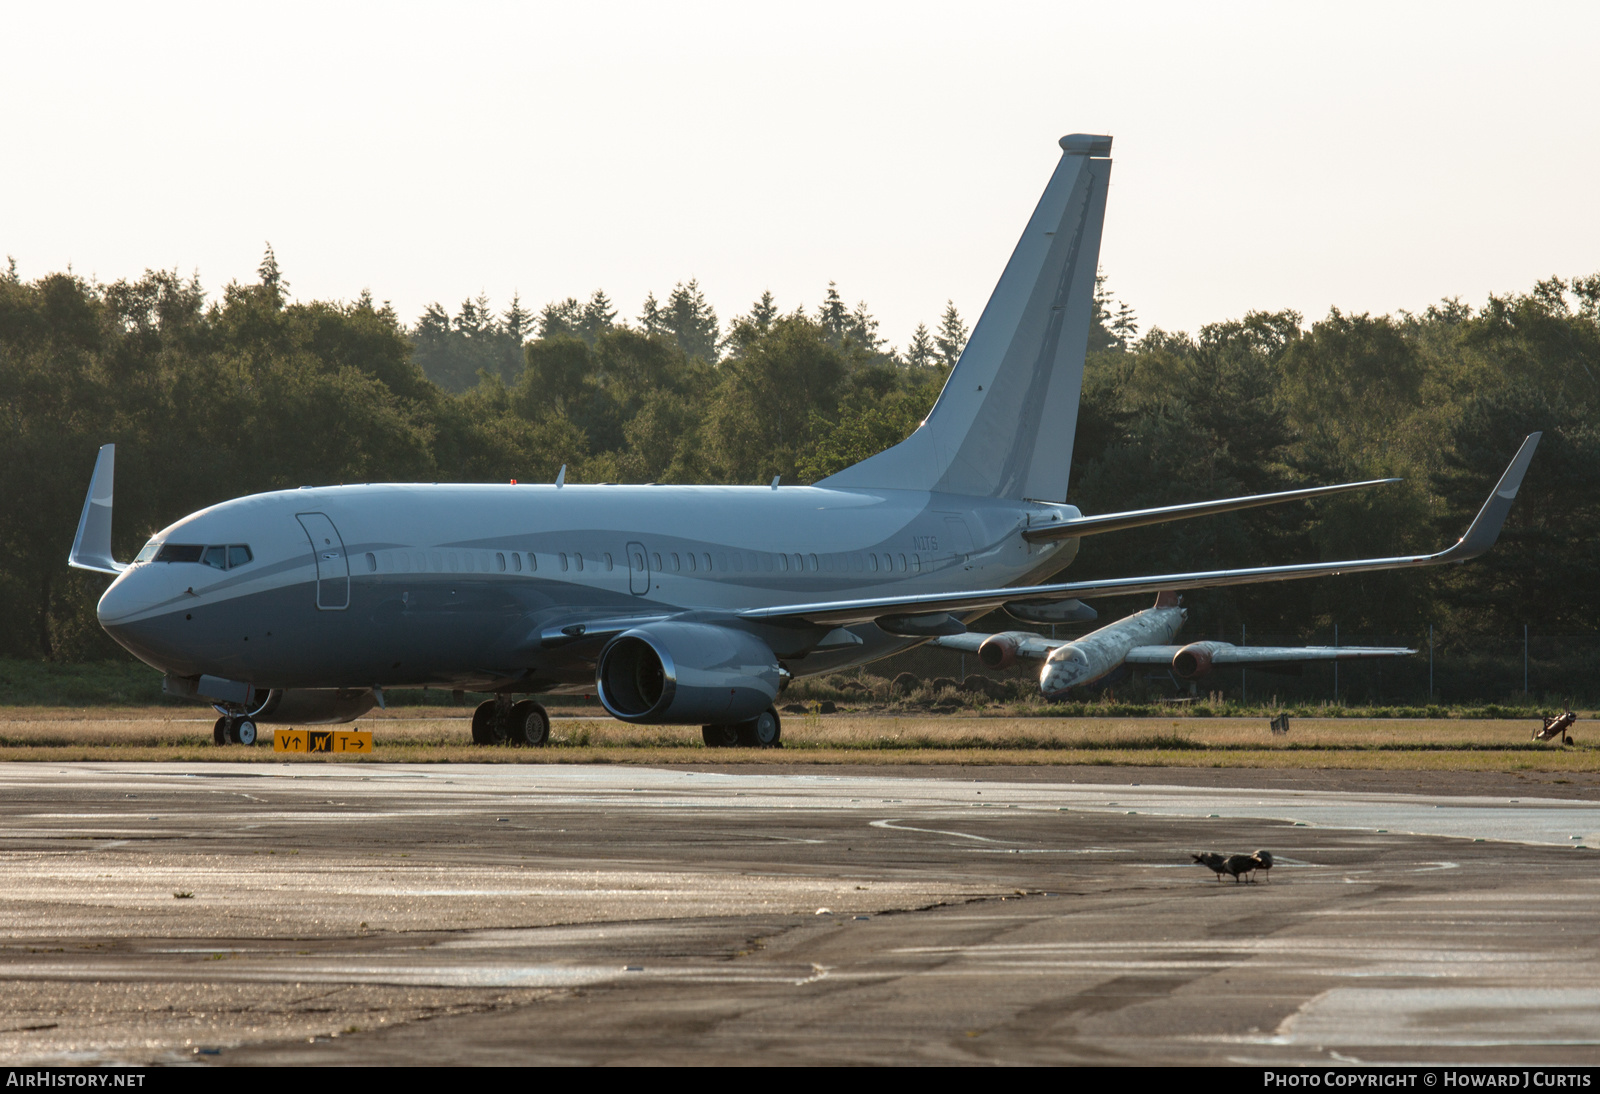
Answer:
[
  {"left": 978, "top": 632, "right": 1033, "bottom": 670},
  {"left": 247, "top": 688, "right": 378, "bottom": 725},
  {"left": 1171, "top": 642, "right": 1222, "bottom": 681},
  {"left": 596, "top": 622, "right": 782, "bottom": 724}
]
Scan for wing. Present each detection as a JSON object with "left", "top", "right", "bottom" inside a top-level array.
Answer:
[
  {"left": 740, "top": 434, "right": 1540, "bottom": 627},
  {"left": 1123, "top": 644, "right": 1416, "bottom": 666},
  {"left": 927, "top": 631, "right": 1066, "bottom": 661}
]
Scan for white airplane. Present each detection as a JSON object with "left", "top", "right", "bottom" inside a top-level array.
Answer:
[
  {"left": 67, "top": 134, "right": 1541, "bottom": 749},
  {"left": 930, "top": 592, "right": 1415, "bottom": 699}
]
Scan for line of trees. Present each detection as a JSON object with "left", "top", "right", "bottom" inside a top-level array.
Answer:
[{"left": 1, "top": 250, "right": 1595, "bottom": 667}]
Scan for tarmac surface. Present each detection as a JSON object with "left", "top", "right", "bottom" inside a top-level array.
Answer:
[{"left": 2, "top": 761, "right": 1599, "bottom": 1066}]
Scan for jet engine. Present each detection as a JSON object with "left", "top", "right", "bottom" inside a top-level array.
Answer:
[
  {"left": 978, "top": 631, "right": 1034, "bottom": 670},
  {"left": 246, "top": 687, "right": 378, "bottom": 725},
  {"left": 596, "top": 622, "right": 782, "bottom": 724},
  {"left": 1171, "top": 642, "right": 1224, "bottom": 681}
]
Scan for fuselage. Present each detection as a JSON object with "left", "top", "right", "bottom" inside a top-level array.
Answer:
[
  {"left": 97, "top": 482, "right": 1081, "bottom": 693},
  {"left": 1039, "top": 604, "right": 1186, "bottom": 697}
]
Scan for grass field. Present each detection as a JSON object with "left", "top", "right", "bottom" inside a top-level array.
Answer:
[{"left": 1, "top": 706, "right": 1596, "bottom": 771}]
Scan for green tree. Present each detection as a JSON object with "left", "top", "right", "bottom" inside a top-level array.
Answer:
[{"left": 935, "top": 301, "right": 968, "bottom": 368}]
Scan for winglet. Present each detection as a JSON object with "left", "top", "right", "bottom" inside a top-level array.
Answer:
[
  {"left": 68, "top": 444, "right": 126, "bottom": 575},
  {"left": 1439, "top": 432, "right": 1541, "bottom": 561}
]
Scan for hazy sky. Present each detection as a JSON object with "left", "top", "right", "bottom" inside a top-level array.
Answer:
[{"left": 4, "top": 2, "right": 1596, "bottom": 350}]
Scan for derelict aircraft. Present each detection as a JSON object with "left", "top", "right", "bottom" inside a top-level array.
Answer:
[
  {"left": 69, "top": 134, "right": 1541, "bottom": 748},
  {"left": 932, "top": 593, "right": 1415, "bottom": 700}
]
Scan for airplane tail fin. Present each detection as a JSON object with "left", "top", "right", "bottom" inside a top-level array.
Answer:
[{"left": 819, "top": 134, "right": 1112, "bottom": 501}]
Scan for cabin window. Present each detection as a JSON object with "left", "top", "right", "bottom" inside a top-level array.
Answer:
[
  {"left": 868, "top": 554, "right": 878, "bottom": 572},
  {"left": 703, "top": 552, "right": 713, "bottom": 572},
  {"left": 463, "top": 553, "right": 474, "bottom": 573},
  {"left": 511, "top": 552, "right": 521, "bottom": 572},
  {"left": 605, "top": 552, "right": 614, "bottom": 571},
  {"left": 559, "top": 553, "right": 569, "bottom": 572},
  {"left": 652, "top": 552, "right": 662, "bottom": 570},
  {"left": 366, "top": 552, "right": 377, "bottom": 572},
  {"left": 496, "top": 552, "right": 506, "bottom": 572},
  {"left": 671, "top": 552, "right": 681, "bottom": 572},
  {"left": 807, "top": 553, "right": 818, "bottom": 571},
  {"left": 527, "top": 553, "right": 537, "bottom": 572},
  {"left": 912, "top": 554, "right": 921, "bottom": 573},
  {"left": 776, "top": 554, "right": 787, "bottom": 572},
  {"left": 898, "top": 553, "right": 907, "bottom": 571},
  {"left": 575, "top": 552, "right": 585, "bottom": 572},
  {"left": 685, "top": 553, "right": 696, "bottom": 573}
]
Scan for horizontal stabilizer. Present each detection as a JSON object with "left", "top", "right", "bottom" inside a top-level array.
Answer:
[
  {"left": 1024, "top": 477, "right": 1399, "bottom": 542},
  {"left": 68, "top": 444, "right": 126, "bottom": 576},
  {"left": 741, "top": 434, "right": 1540, "bottom": 627}
]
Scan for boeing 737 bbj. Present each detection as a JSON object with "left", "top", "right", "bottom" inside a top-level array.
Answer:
[{"left": 68, "top": 134, "right": 1541, "bottom": 748}]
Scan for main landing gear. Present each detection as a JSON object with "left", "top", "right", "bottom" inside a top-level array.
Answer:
[
  {"left": 471, "top": 696, "right": 550, "bottom": 747},
  {"left": 212, "top": 714, "right": 259, "bottom": 746},
  {"left": 702, "top": 707, "right": 782, "bottom": 749}
]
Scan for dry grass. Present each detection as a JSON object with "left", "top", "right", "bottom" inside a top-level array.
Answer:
[{"left": 0, "top": 706, "right": 1595, "bottom": 771}]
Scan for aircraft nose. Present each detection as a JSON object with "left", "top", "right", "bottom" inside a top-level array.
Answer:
[
  {"left": 97, "top": 568, "right": 193, "bottom": 670},
  {"left": 1039, "top": 649, "right": 1085, "bottom": 695},
  {"left": 97, "top": 569, "right": 156, "bottom": 627}
]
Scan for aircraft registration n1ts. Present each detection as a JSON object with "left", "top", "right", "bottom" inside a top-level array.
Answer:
[{"left": 68, "top": 134, "right": 1541, "bottom": 748}]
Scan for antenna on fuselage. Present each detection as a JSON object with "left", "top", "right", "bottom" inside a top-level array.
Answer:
[
  {"left": 555, "top": 465, "right": 566, "bottom": 488},
  {"left": 770, "top": 475, "right": 780, "bottom": 490}
]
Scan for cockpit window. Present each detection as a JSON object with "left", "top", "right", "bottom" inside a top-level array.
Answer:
[
  {"left": 152, "top": 543, "right": 253, "bottom": 568},
  {"left": 134, "top": 541, "right": 161, "bottom": 564}
]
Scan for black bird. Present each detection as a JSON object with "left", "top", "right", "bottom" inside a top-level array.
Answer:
[
  {"left": 1251, "top": 849, "right": 1274, "bottom": 883},
  {"left": 1191, "top": 851, "right": 1228, "bottom": 881},
  {"left": 1224, "top": 853, "right": 1258, "bottom": 883}
]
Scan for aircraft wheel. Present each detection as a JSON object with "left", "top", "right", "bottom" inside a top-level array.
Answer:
[
  {"left": 509, "top": 700, "right": 549, "bottom": 747},
  {"left": 470, "top": 700, "right": 505, "bottom": 745},
  {"left": 701, "top": 724, "right": 740, "bottom": 748},
  {"left": 735, "top": 707, "right": 782, "bottom": 749},
  {"left": 229, "top": 718, "right": 258, "bottom": 746},
  {"left": 213, "top": 716, "right": 230, "bottom": 746}
]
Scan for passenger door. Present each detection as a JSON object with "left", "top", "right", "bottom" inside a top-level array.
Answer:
[
  {"left": 296, "top": 513, "right": 350, "bottom": 610},
  {"left": 626, "top": 541, "right": 650, "bottom": 596}
]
